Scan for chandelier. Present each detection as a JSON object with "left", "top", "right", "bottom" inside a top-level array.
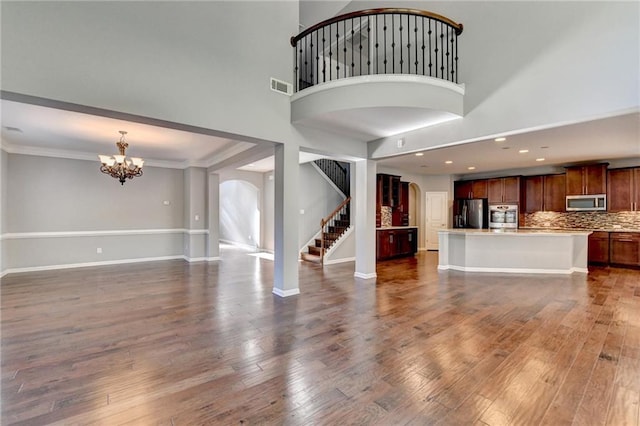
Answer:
[{"left": 98, "top": 131, "right": 144, "bottom": 185}]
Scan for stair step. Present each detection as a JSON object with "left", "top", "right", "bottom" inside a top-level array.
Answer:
[
  {"left": 300, "top": 253, "right": 322, "bottom": 263},
  {"left": 308, "top": 245, "right": 324, "bottom": 256}
]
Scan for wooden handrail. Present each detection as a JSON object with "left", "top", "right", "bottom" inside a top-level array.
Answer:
[
  {"left": 321, "top": 197, "right": 351, "bottom": 228},
  {"left": 319, "top": 197, "right": 351, "bottom": 264},
  {"left": 291, "top": 8, "right": 463, "bottom": 46}
]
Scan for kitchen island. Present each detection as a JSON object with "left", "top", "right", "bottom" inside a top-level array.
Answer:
[{"left": 438, "top": 229, "right": 592, "bottom": 274}]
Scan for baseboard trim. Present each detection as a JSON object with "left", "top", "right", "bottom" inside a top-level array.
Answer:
[
  {"left": 184, "top": 256, "right": 222, "bottom": 263},
  {"left": 354, "top": 271, "right": 377, "bottom": 279},
  {"left": 437, "top": 265, "right": 583, "bottom": 275},
  {"left": 323, "top": 256, "right": 355, "bottom": 265},
  {"left": 272, "top": 287, "right": 300, "bottom": 297}
]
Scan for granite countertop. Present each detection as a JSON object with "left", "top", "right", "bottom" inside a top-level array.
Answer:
[
  {"left": 441, "top": 228, "right": 592, "bottom": 236},
  {"left": 520, "top": 227, "right": 639, "bottom": 233}
]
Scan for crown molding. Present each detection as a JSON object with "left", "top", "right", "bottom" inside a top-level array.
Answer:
[{"left": 1, "top": 141, "right": 188, "bottom": 169}]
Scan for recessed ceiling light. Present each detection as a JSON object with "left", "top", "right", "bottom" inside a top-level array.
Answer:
[
  {"left": 247, "top": 164, "right": 255, "bottom": 167},
  {"left": 415, "top": 152, "right": 424, "bottom": 156},
  {"left": 519, "top": 149, "right": 529, "bottom": 154},
  {"left": 445, "top": 160, "right": 453, "bottom": 164},
  {"left": 536, "top": 158, "right": 545, "bottom": 162},
  {"left": 468, "top": 166, "right": 476, "bottom": 170},
  {"left": 494, "top": 137, "right": 506, "bottom": 142}
]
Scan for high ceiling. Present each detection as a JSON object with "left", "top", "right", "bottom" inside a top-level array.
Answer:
[{"left": 1, "top": 99, "right": 638, "bottom": 175}]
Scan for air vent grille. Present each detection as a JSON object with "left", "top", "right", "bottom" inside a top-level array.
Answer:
[{"left": 270, "top": 77, "right": 292, "bottom": 96}]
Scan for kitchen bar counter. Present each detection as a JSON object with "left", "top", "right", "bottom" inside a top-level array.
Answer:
[{"left": 438, "top": 229, "right": 592, "bottom": 274}]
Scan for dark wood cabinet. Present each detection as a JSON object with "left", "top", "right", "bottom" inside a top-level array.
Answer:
[
  {"left": 454, "top": 179, "right": 488, "bottom": 199},
  {"left": 525, "top": 174, "right": 565, "bottom": 213},
  {"left": 588, "top": 231, "right": 610, "bottom": 264},
  {"left": 608, "top": 167, "right": 640, "bottom": 212},
  {"left": 610, "top": 232, "right": 640, "bottom": 266},
  {"left": 565, "top": 164, "right": 607, "bottom": 196},
  {"left": 377, "top": 228, "right": 418, "bottom": 260},
  {"left": 488, "top": 176, "right": 520, "bottom": 204},
  {"left": 377, "top": 174, "right": 410, "bottom": 227}
]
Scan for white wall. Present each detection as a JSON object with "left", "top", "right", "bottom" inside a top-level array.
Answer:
[
  {"left": 364, "top": 1, "right": 639, "bottom": 157},
  {"left": 219, "top": 180, "right": 261, "bottom": 249}
]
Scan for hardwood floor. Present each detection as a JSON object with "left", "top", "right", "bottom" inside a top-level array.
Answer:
[{"left": 2, "top": 247, "right": 639, "bottom": 425}]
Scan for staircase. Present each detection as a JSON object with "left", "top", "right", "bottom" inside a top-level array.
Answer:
[
  {"left": 301, "top": 197, "right": 351, "bottom": 264},
  {"left": 301, "top": 159, "right": 351, "bottom": 264}
]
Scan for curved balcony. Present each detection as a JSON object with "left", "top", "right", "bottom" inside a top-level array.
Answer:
[{"left": 290, "top": 8, "right": 465, "bottom": 140}]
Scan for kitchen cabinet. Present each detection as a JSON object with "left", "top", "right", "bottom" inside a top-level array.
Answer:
[
  {"left": 377, "top": 228, "right": 418, "bottom": 260},
  {"left": 588, "top": 231, "right": 610, "bottom": 264},
  {"left": 378, "top": 173, "right": 401, "bottom": 207},
  {"left": 377, "top": 174, "right": 410, "bottom": 227},
  {"left": 488, "top": 176, "right": 521, "bottom": 204},
  {"left": 608, "top": 167, "right": 640, "bottom": 212},
  {"left": 525, "top": 174, "right": 566, "bottom": 213},
  {"left": 610, "top": 232, "right": 640, "bottom": 266},
  {"left": 454, "top": 179, "right": 487, "bottom": 199},
  {"left": 565, "top": 164, "right": 607, "bottom": 196}
]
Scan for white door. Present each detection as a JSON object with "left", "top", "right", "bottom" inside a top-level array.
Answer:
[{"left": 425, "top": 192, "right": 449, "bottom": 250}]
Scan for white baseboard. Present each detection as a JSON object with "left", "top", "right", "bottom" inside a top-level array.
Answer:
[
  {"left": 0, "top": 255, "right": 223, "bottom": 276},
  {"left": 272, "top": 287, "right": 300, "bottom": 297},
  {"left": 437, "top": 265, "right": 585, "bottom": 274},
  {"left": 354, "top": 271, "right": 377, "bottom": 279},
  {"left": 323, "top": 256, "right": 355, "bottom": 265}
]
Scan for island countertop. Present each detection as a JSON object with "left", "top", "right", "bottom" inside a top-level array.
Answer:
[
  {"left": 440, "top": 228, "right": 592, "bottom": 236},
  {"left": 438, "top": 228, "right": 590, "bottom": 274}
]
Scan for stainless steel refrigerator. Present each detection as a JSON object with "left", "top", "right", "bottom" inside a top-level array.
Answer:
[{"left": 453, "top": 198, "right": 489, "bottom": 229}]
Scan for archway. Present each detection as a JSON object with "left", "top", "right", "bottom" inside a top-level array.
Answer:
[{"left": 219, "top": 180, "right": 260, "bottom": 250}]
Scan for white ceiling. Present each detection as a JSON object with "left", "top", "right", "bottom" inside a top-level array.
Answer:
[
  {"left": 377, "top": 112, "right": 640, "bottom": 176},
  {"left": 1, "top": 99, "right": 638, "bottom": 176}
]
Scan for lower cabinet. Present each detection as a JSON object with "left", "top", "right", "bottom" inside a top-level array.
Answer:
[
  {"left": 377, "top": 228, "right": 418, "bottom": 261},
  {"left": 610, "top": 233, "right": 640, "bottom": 266},
  {"left": 588, "top": 232, "right": 610, "bottom": 264}
]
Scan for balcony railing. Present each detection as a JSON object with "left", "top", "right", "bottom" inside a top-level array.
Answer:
[{"left": 291, "top": 8, "right": 464, "bottom": 92}]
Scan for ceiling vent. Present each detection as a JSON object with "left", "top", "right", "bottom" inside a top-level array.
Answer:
[{"left": 270, "top": 77, "right": 292, "bottom": 96}]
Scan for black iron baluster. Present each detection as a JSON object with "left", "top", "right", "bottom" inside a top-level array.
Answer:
[
  {"left": 322, "top": 27, "right": 326, "bottom": 83},
  {"left": 328, "top": 24, "right": 332, "bottom": 81},
  {"left": 351, "top": 18, "right": 354, "bottom": 77},
  {"left": 309, "top": 34, "right": 314, "bottom": 85},
  {"left": 336, "top": 23, "right": 341, "bottom": 79},
  {"left": 343, "top": 20, "right": 347, "bottom": 79},
  {"left": 450, "top": 31, "right": 455, "bottom": 82},
  {"left": 375, "top": 15, "right": 379, "bottom": 74},
  {"left": 383, "top": 15, "right": 387, "bottom": 74},
  {"left": 359, "top": 16, "right": 363, "bottom": 77},
  {"left": 315, "top": 31, "right": 319, "bottom": 85},
  {"left": 399, "top": 14, "right": 403, "bottom": 73},
  {"left": 293, "top": 42, "right": 298, "bottom": 92},
  {"left": 455, "top": 33, "right": 459, "bottom": 83},
  {"left": 440, "top": 22, "right": 445, "bottom": 79},
  {"left": 367, "top": 17, "right": 371, "bottom": 75},
  {"left": 421, "top": 17, "right": 425, "bottom": 76},
  {"left": 433, "top": 20, "right": 438, "bottom": 78},
  {"left": 406, "top": 14, "right": 410, "bottom": 74},
  {"left": 428, "top": 19, "right": 432, "bottom": 77},
  {"left": 414, "top": 15, "right": 418, "bottom": 74},
  {"left": 392, "top": 14, "right": 395, "bottom": 73},
  {"left": 304, "top": 35, "right": 308, "bottom": 87}
]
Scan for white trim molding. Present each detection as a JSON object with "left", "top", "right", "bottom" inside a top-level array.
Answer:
[
  {"left": 2, "top": 228, "right": 209, "bottom": 240},
  {"left": 272, "top": 287, "right": 300, "bottom": 297},
  {"left": 354, "top": 272, "right": 377, "bottom": 279},
  {"left": 323, "top": 256, "right": 355, "bottom": 265},
  {"left": 437, "top": 265, "right": 588, "bottom": 274}
]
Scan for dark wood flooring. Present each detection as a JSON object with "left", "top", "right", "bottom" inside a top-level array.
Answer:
[{"left": 1, "top": 247, "right": 639, "bottom": 425}]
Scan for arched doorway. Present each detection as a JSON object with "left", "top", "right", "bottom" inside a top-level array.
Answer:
[{"left": 219, "top": 180, "right": 260, "bottom": 250}]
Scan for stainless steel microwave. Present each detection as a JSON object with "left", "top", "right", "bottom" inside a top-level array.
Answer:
[{"left": 566, "top": 194, "right": 606, "bottom": 211}]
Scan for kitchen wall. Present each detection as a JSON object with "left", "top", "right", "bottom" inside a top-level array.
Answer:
[{"left": 524, "top": 211, "right": 640, "bottom": 230}]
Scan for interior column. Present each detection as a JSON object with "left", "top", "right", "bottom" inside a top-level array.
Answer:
[
  {"left": 183, "top": 167, "right": 207, "bottom": 261},
  {"left": 207, "top": 172, "right": 221, "bottom": 260},
  {"left": 354, "top": 159, "right": 377, "bottom": 279},
  {"left": 273, "top": 142, "right": 300, "bottom": 297}
]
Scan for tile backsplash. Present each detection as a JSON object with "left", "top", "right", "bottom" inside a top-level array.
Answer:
[
  {"left": 524, "top": 211, "right": 640, "bottom": 230},
  {"left": 381, "top": 206, "right": 393, "bottom": 227}
]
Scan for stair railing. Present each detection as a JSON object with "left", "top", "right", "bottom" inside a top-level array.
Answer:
[
  {"left": 314, "top": 159, "right": 350, "bottom": 196},
  {"left": 291, "top": 8, "right": 464, "bottom": 92},
  {"left": 320, "top": 196, "right": 351, "bottom": 263}
]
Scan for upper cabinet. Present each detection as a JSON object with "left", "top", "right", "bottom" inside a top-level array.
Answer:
[
  {"left": 376, "top": 173, "right": 410, "bottom": 227},
  {"left": 565, "top": 164, "right": 607, "bottom": 195},
  {"left": 454, "top": 179, "right": 487, "bottom": 199},
  {"left": 608, "top": 167, "right": 640, "bottom": 212},
  {"left": 524, "top": 174, "right": 565, "bottom": 213},
  {"left": 488, "top": 177, "right": 520, "bottom": 204}
]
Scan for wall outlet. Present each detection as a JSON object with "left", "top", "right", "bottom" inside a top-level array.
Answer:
[
  {"left": 163, "top": 200, "right": 170, "bottom": 205},
  {"left": 96, "top": 247, "right": 102, "bottom": 254},
  {"left": 300, "top": 209, "right": 305, "bottom": 215},
  {"left": 195, "top": 214, "right": 199, "bottom": 221}
]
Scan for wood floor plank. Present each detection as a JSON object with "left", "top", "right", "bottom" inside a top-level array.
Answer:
[{"left": 2, "top": 248, "right": 639, "bottom": 425}]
